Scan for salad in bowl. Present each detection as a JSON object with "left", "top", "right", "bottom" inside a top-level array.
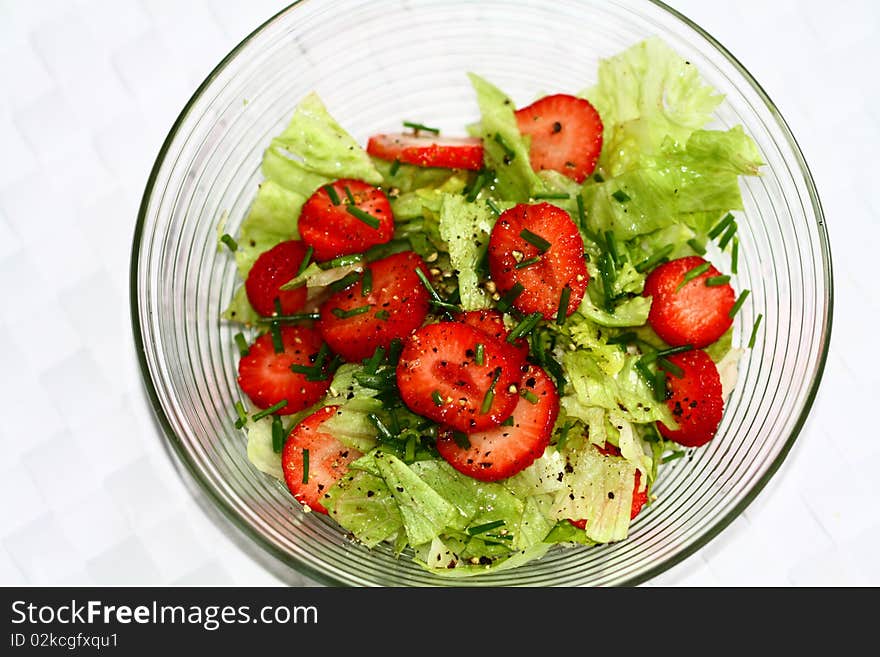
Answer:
[{"left": 217, "top": 37, "right": 762, "bottom": 577}]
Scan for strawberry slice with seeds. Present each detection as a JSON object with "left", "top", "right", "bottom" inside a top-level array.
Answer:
[
  {"left": 657, "top": 349, "right": 724, "bottom": 447},
  {"left": 435, "top": 364, "right": 558, "bottom": 482},
  {"left": 456, "top": 309, "right": 529, "bottom": 366},
  {"left": 282, "top": 405, "right": 362, "bottom": 514},
  {"left": 488, "top": 202, "right": 589, "bottom": 320},
  {"left": 514, "top": 94, "right": 603, "bottom": 183},
  {"left": 366, "top": 133, "right": 484, "bottom": 170},
  {"left": 317, "top": 251, "right": 430, "bottom": 363},
  {"left": 237, "top": 325, "right": 331, "bottom": 415},
  {"left": 245, "top": 239, "right": 310, "bottom": 317},
  {"left": 298, "top": 178, "right": 394, "bottom": 262},
  {"left": 396, "top": 321, "right": 521, "bottom": 433},
  {"left": 643, "top": 256, "right": 735, "bottom": 348}
]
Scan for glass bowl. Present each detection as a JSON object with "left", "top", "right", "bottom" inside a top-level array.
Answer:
[{"left": 130, "top": 0, "right": 832, "bottom": 586}]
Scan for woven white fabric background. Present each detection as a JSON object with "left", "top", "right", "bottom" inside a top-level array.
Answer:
[{"left": 0, "top": 0, "right": 875, "bottom": 587}]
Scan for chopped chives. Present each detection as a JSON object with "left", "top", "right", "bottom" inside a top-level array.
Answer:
[
  {"left": 675, "top": 262, "right": 711, "bottom": 291},
  {"left": 687, "top": 238, "right": 706, "bottom": 256},
  {"left": 501, "top": 415, "right": 515, "bottom": 427},
  {"left": 654, "top": 368, "right": 667, "bottom": 402},
  {"left": 555, "top": 421, "right": 575, "bottom": 449},
  {"left": 271, "top": 415, "right": 284, "bottom": 453},
  {"left": 486, "top": 533, "right": 513, "bottom": 541},
  {"left": 718, "top": 221, "right": 738, "bottom": 250},
  {"left": 575, "top": 194, "right": 586, "bottom": 228},
  {"left": 507, "top": 312, "right": 543, "bottom": 343},
  {"left": 520, "top": 389, "right": 539, "bottom": 404},
  {"left": 234, "top": 332, "right": 249, "bottom": 357},
  {"left": 611, "top": 189, "right": 631, "bottom": 203},
  {"left": 432, "top": 390, "right": 444, "bottom": 406},
  {"left": 319, "top": 254, "right": 364, "bottom": 269},
  {"left": 607, "top": 332, "right": 637, "bottom": 346},
  {"left": 329, "top": 271, "right": 361, "bottom": 292},
  {"left": 413, "top": 267, "right": 456, "bottom": 316},
  {"left": 493, "top": 133, "right": 515, "bottom": 159},
  {"left": 256, "top": 312, "right": 320, "bottom": 323},
  {"left": 496, "top": 282, "right": 524, "bottom": 312},
  {"left": 252, "top": 399, "right": 288, "bottom": 421},
  {"left": 375, "top": 309, "right": 390, "bottom": 321},
  {"left": 481, "top": 368, "right": 502, "bottom": 414},
  {"left": 343, "top": 185, "right": 356, "bottom": 205},
  {"left": 233, "top": 401, "right": 248, "bottom": 429},
  {"left": 655, "top": 344, "right": 694, "bottom": 359},
  {"left": 220, "top": 233, "right": 238, "bottom": 252},
  {"left": 389, "top": 159, "right": 401, "bottom": 176},
  {"left": 452, "top": 430, "right": 471, "bottom": 449},
  {"left": 519, "top": 228, "right": 551, "bottom": 252},
  {"left": 465, "top": 170, "right": 488, "bottom": 202},
  {"left": 467, "top": 519, "right": 506, "bottom": 536},
  {"left": 515, "top": 255, "right": 542, "bottom": 269},
  {"left": 361, "top": 267, "right": 373, "bottom": 296},
  {"left": 634, "top": 244, "right": 674, "bottom": 273},
  {"left": 657, "top": 357, "right": 685, "bottom": 379},
  {"left": 387, "top": 337, "right": 403, "bottom": 364},
  {"left": 593, "top": 172, "right": 605, "bottom": 183},
  {"left": 403, "top": 120, "right": 440, "bottom": 134},
  {"left": 556, "top": 286, "right": 571, "bottom": 325},
  {"left": 346, "top": 205, "right": 380, "bottom": 229},
  {"left": 273, "top": 297, "right": 284, "bottom": 316},
  {"left": 296, "top": 245, "right": 314, "bottom": 276},
  {"left": 599, "top": 252, "right": 616, "bottom": 312},
  {"left": 635, "top": 359, "right": 656, "bottom": 393},
  {"left": 368, "top": 413, "right": 395, "bottom": 442},
  {"left": 270, "top": 320, "right": 284, "bottom": 353},
  {"left": 474, "top": 343, "right": 485, "bottom": 366},
  {"left": 605, "top": 231, "right": 622, "bottom": 266},
  {"left": 364, "top": 345, "right": 386, "bottom": 374},
  {"left": 708, "top": 213, "right": 734, "bottom": 240},
  {"left": 533, "top": 192, "right": 570, "bottom": 200},
  {"left": 705, "top": 275, "right": 731, "bottom": 287},
  {"left": 323, "top": 184, "right": 341, "bottom": 205},
  {"left": 301, "top": 448, "right": 309, "bottom": 484},
  {"left": 731, "top": 238, "right": 739, "bottom": 275},
  {"left": 748, "top": 313, "right": 764, "bottom": 349},
  {"left": 331, "top": 305, "right": 372, "bottom": 319},
  {"left": 662, "top": 450, "right": 687, "bottom": 464},
  {"left": 486, "top": 198, "right": 502, "bottom": 216},
  {"left": 729, "top": 289, "right": 750, "bottom": 318}
]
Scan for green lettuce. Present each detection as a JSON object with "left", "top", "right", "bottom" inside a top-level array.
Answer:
[{"left": 437, "top": 194, "right": 498, "bottom": 310}]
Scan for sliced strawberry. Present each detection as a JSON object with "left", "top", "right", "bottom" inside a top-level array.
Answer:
[
  {"left": 298, "top": 178, "right": 394, "bottom": 262},
  {"left": 455, "top": 309, "right": 529, "bottom": 366},
  {"left": 396, "top": 322, "right": 521, "bottom": 433},
  {"left": 245, "top": 239, "right": 309, "bottom": 317},
  {"left": 657, "top": 349, "right": 724, "bottom": 448},
  {"left": 366, "top": 133, "right": 484, "bottom": 171},
  {"left": 644, "top": 256, "right": 735, "bottom": 348},
  {"left": 435, "top": 365, "right": 558, "bottom": 482},
  {"left": 488, "top": 202, "right": 589, "bottom": 319},
  {"left": 237, "top": 325, "right": 331, "bottom": 415},
  {"left": 514, "top": 94, "right": 603, "bottom": 183},
  {"left": 318, "top": 251, "right": 430, "bottom": 362},
  {"left": 569, "top": 468, "right": 648, "bottom": 529},
  {"left": 282, "top": 405, "right": 362, "bottom": 514}
]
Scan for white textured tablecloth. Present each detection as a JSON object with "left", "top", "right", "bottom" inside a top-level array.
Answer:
[{"left": 1, "top": 0, "right": 875, "bottom": 587}]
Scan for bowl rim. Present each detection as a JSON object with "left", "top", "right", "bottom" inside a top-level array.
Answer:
[{"left": 129, "top": 0, "right": 834, "bottom": 587}]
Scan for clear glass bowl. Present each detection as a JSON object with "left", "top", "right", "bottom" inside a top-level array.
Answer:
[{"left": 130, "top": 0, "right": 832, "bottom": 586}]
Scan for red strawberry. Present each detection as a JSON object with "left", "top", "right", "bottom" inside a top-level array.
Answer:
[
  {"left": 245, "top": 240, "right": 309, "bottom": 317},
  {"left": 298, "top": 179, "right": 394, "bottom": 262},
  {"left": 488, "top": 202, "right": 589, "bottom": 320},
  {"left": 435, "top": 365, "right": 558, "bottom": 482},
  {"left": 657, "top": 349, "right": 724, "bottom": 448},
  {"left": 396, "top": 321, "right": 522, "bottom": 433},
  {"left": 282, "top": 405, "right": 362, "bottom": 514},
  {"left": 456, "top": 309, "right": 529, "bottom": 366},
  {"left": 317, "top": 251, "right": 430, "bottom": 362},
  {"left": 644, "top": 256, "right": 735, "bottom": 348},
  {"left": 366, "top": 133, "right": 484, "bottom": 171},
  {"left": 237, "top": 325, "right": 331, "bottom": 415},
  {"left": 514, "top": 94, "right": 603, "bottom": 183},
  {"left": 569, "top": 468, "right": 648, "bottom": 529}
]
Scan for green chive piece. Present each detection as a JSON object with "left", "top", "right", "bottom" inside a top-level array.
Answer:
[
  {"left": 319, "top": 254, "right": 364, "bottom": 269},
  {"left": 234, "top": 332, "right": 249, "bottom": 357},
  {"left": 452, "top": 430, "right": 471, "bottom": 449},
  {"left": 654, "top": 368, "right": 667, "bottom": 402},
  {"left": 343, "top": 185, "right": 356, "bottom": 205},
  {"left": 634, "top": 244, "right": 674, "bottom": 273},
  {"left": 507, "top": 312, "right": 543, "bottom": 343},
  {"left": 485, "top": 533, "right": 513, "bottom": 541},
  {"left": 731, "top": 238, "right": 739, "bottom": 275},
  {"left": 647, "top": 344, "right": 694, "bottom": 361},
  {"left": 389, "top": 159, "right": 401, "bottom": 176},
  {"left": 403, "top": 120, "right": 440, "bottom": 134},
  {"left": 465, "top": 170, "right": 488, "bottom": 202},
  {"left": 220, "top": 233, "right": 238, "bottom": 252},
  {"left": 257, "top": 312, "right": 320, "bottom": 324},
  {"left": 687, "top": 238, "right": 706, "bottom": 255},
  {"left": 364, "top": 345, "right": 386, "bottom": 375},
  {"left": 361, "top": 267, "right": 373, "bottom": 297},
  {"left": 729, "top": 289, "right": 750, "bottom": 318},
  {"left": 432, "top": 390, "right": 444, "bottom": 406},
  {"left": 514, "top": 255, "right": 542, "bottom": 269},
  {"left": 496, "top": 282, "right": 524, "bottom": 312},
  {"left": 270, "top": 320, "right": 284, "bottom": 353},
  {"left": 662, "top": 450, "right": 687, "bottom": 464},
  {"left": 607, "top": 332, "right": 637, "bottom": 346},
  {"left": 493, "top": 133, "right": 515, "bottom": 159},
  {"left": 329, "top": 271, "right": 361, "bottom": 292},
  {"left": 501, "top": 416, "right": 515, "bottom": 427},
  {"left": 233, "top": 401, "right": 248, "bottom": 429},
  {"left": 323, "top": 184, "right": 341, "bottom": 205},
  {"left": 533, "top": 192, "right": 570, "bottom": 200},
  {"left": 252, "top": 399, "right": 288, "bottom": 421},
  {"left": 413, "top": 267, "right": 455, "bottom": 316},
  {"left": 346, "top": 205, "right": 380, "bottom": 229},
  {"left": 718, "top": 221, "right": 738, "bottom": 250},
  {"left": 705, "top": 275, "right": 731, "bottom": 287},
  {"left": 520, "top": 389, "right": 539, "bottom": 404},
  {"left": 375, "top": 309, "right": 390, "bottom": 321},
  {"left": 657, "top": 357, "right": 685, "bottom": 379},
  {"left": 296, "top": 246, "right": 314, "bottom": 277},
  {"left": 593, "top": 172, "right": 605, "bottom": 183},
  {"left": 368, "top": 413, "right": 395, "bottom": 442},
  {"left": 575, "top": 194, "right": 586, "bottom": 228},
  {"left": 486, "top": 198, "right": 502, "bottom": 216},
  {"left": 599, "top": 252, "right": 616, "bottom": 312},
  {"left": 519, "top": 228, "right": 551, "bottom": 252},
  {"left": 605, "top": 231, "right": 622, "bottom": 266},
  {"left": 387, "top": 337, "right": 403, "bottom": 365},
  {"left": 676, "top": 262, "right": 711, "bottom": 291},
  {"left": 481, "top": 368, "right": 502, "bottom": 414},
  {"left": 555, "top": 421, "right": 575, "bottom": 449},
  {"left": 331, "top": 305, "right": 372, "bottom": 319},
  {"left": 271, "top": 415, "right": 284, "bottom": 453},
  {"left": 635, "top": 359, "right": 656, "bottom": 393},
  {"left": 467, "top": 519, "right": 506, "bottom": 536},
  {"left": 611, "top": 189, "right": 631, "bottom": 203},
  {"left": 556, "top": 286, "right": 571, "bottom": 326},
  {"left": 708, "top": 213, "right": 734, "bottom": 240},
  {"left": 301, "top": 448, "right": 309, "bottom": 484},
  {"left": 474, "top": 343, "right": 485, "bottom": 366},
  {"left": 748, "top": 313, "right": 764, "bottom": 349}
]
